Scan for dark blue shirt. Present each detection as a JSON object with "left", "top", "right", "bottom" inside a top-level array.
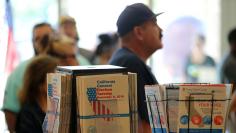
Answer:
[{"left": 109, "top": 47, "right": 158, "bottom": 122}]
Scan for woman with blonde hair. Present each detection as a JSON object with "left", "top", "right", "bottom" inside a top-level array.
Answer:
[{"left": 15, "top": 55, "right": 59, "bottom": 133}]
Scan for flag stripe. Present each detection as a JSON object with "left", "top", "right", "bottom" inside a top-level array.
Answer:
[
  {"left": 4, "top": 0, "right": 19, "bottom": 74},
  {"left": 102, "top": 104, "right": 105, "bottom": 120},
  {"left": 98, "top": 101, "right": 100, "bottom": 115},
  {"left": 107, "top": 108, "right": 110, "bottom": 121},
  {"left": 90, "top": 100, "right": 114, "bottom": 121},
  {"left": 93, "top": 101, "right": 96, "bottom": 114}
]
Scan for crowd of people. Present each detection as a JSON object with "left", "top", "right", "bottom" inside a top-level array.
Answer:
[{"left": 2, "top": 2, "right": 236, "bottom": 133}]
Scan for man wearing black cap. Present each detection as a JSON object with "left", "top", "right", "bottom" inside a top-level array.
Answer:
[{"left": 109, "top": 3, "right": 163, "bottom": 133}]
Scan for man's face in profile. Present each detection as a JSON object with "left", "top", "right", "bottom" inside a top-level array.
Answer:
[
  {"left": 33, "top": 25, "right": 53, "bottom": 55},
  {"left": 140, "top": 19, "right": 163, "bottom": 53}
]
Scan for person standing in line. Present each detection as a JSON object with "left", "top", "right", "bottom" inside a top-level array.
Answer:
[
  {"left": 59, "top": 15, "right": 91, "bottom": 65},
  {"left": 218, "top": 28, "right": 236, "bottom": 84},
  {"left": 109, "top": 3, "right": 163, "bottom": 133},
  {"left": 2, "top": 22, "right": 54, "bottom": 132},
  {"left": 47, "top": 34, "right": 79, "bottom": 66},
  {"left": 90, "top": 33, "right": 119, "bottom": 65},
  {"left": 185, "top": 34, "right": 216, "bottom": 83},
  {"left": 15, "top": 55, "right": 59, "bottom": 133},
  {"left": 219, "top": 28, "right": 236, "bottom": 133}
]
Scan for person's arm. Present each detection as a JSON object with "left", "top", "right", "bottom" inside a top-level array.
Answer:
[
  {"left": 2, "top": 72, "right": 21, "bottom": 132},
  {"left": 2, "top": 61, "right": 29, "bottom": 132},
  {"left": 4, "top": 110, "right": 17, "bottom": 133}
]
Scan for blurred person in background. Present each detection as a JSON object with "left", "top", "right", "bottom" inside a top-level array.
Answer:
[
  {"left": 185, "top": 34, "right": 216, "bottom": 83},
  {"left": 33, "top": 23, "right": 54, "bottom": 56},
  {"left": 220, "top": 28, "right": 236, "bottom": 133},
  {"left": 59, "top": 15, "right": 91, "bottom": 65},
  {"left": 219, "top": 27, "right": 236, "bottom": 84},
  {"left": 161, "top": 16, "right": 205, "bottom": 82},
  {"left": 47, "top": 34, "right": 79, "bottom": 66},
  {"left": 2, "top": 23, "right": 80, "bottom": 132},
  {"left": 109, "top": 3, "right": 163, "bottom": 133},
  {"left": 15, "top": 55, "right": 59, "bottom": 133},
  {"left": 2, "top": 22, "right": 54, "bottom": 132},
  {"left": 90, "top": 32, "right": 119, "bottom": 65}
]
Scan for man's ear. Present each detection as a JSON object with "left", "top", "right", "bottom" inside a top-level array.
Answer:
[{"left": 133, "top": 26, "right": 144, "bottom": 41}]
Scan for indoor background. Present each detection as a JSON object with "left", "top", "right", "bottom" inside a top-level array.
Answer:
[{"left": 0, "top": 0, "right": 236, "bottom": 131}]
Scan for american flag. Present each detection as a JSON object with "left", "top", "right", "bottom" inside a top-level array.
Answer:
[
  {"left": 4, "top": 0, "right": 19, "bottom": 74},
  {"left": 87, "top": 88, "right": 114, "bottom": 121},
  {"left": 47, "top": 82, "right": 59, "bottom": 132},
  {"left": 48, "top": 79, "right": 60, "bottom": 98},
  {"left": 48, "top": 84, "right": 53, "bottom": 97}
]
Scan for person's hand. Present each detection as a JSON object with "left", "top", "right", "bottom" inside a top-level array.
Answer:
[{"left": 138, "top": 119, "right": 151, "bottom": 133}]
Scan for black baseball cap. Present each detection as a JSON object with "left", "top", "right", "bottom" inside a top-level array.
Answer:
[{"left": 116, "top": 3, "right": 163, "bottom": 37}]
